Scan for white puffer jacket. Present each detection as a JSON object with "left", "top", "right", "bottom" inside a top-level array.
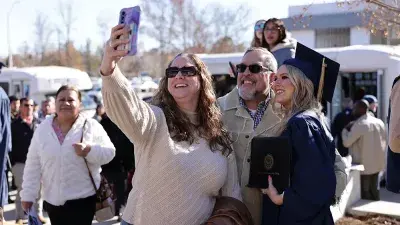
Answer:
[{"left": 20, "top": 115, "right": 115, "bottom": 206}]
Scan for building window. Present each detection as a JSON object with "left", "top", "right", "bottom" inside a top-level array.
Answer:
[
  {"left": 370, "top": 31, "right": 387, "bottom": 45},
  {"left": 390, "top": 38, "right": 400, "bottom": 45},
  {"left": 315, "top": 28, "right": 350, "bottom": 48}
]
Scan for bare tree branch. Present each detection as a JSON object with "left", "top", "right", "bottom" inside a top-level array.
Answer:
[
  {"left": 96, "top": 14, "right": 114, "bottom": 56},
  {"left": 97, "top": 15, "right": 112, "bottom": 44},
  {"left": 366, "top": 0, "right": 400, "bottom": 12},
  {"left": 34, "top": 12, "right": 53, "bottom": 63},
  {"left": 140, "top": 0, "right": 181, "bottom": 75},
  {"left": 294, "top": 0, "right": 400, "bottom": 38},
  {"left": 207, "top": 3, "right": 252, "bottom": 50},
  {"left": 58, "top": 0, "right": 77, "bottom": 66}
]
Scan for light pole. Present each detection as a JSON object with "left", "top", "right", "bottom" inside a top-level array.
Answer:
[{"left": 7, "top": 0, "right": 21, "bottom": 68}]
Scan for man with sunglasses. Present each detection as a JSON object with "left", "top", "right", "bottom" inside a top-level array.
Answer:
[
  {"left": 10, "top": 98, "right": 45, "bottom": 224},
  {"left": 218, "top": 47, "right": 280, "bottom": 225}
]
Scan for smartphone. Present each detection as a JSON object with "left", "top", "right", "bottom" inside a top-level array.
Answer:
[
  {"left": 117, "top": 6, "right": 141, "bottom": 56},
  {"left": 229, "top": 61, "right": 237, "bottom": 77}
]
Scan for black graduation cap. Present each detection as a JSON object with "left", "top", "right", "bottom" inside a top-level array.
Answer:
[{"left": 282, "top": 42, "right": 340, "bottom": 103}]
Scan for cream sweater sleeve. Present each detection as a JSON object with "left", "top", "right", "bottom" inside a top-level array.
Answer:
[
  {"left": 85, "top": 119, "right": 116, "bottom": 165},
  {"left": 101, "top": 66, "right": 162, "bottom": 156},
  {"left": 221, "top": 152, "right": 242, "bottom": 201}
]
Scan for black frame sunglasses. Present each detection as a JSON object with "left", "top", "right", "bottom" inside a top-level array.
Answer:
[
  {"left": 165, "top": 66, "right": 197, "bottom": 78},
  {"left": 236, "top": 63, "right": 268, "bottom": 74}
]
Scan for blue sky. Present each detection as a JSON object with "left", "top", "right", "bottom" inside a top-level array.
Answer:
[{"left": 0, "top": 0, "right": 329, "bottom": 57}]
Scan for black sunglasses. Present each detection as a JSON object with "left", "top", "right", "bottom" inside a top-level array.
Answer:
[
  {"left": 236, "top": 64, "right": 268, "bottom": 74},
  {"left": 165, "top": 66, "right": 197, "bottom": 78}
]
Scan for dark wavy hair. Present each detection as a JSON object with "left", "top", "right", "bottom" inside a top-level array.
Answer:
[
  {"left": 151, "top": 53, "right": 233, "bottom": 155},
  {"left": 261, "top": 18, "right": 287, "bottom": 50}
]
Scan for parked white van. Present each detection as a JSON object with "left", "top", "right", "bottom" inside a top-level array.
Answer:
[{"left": 0, "top": 66, "right": 93, "bottom": 103}]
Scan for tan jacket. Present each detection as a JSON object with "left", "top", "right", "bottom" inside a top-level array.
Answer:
[
  {"left": 342, "top": 114, "right": 387, "bottom": 175},
  {"left": 218, "top": 88, "right": 280, "bottom": 225},
  {"left": 389, "top": 80, "right": 400, "bottom": 153}
]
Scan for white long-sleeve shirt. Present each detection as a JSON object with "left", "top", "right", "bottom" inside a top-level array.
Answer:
[{"left": 20, "top": 115, "right": 115, "bottom": 206}]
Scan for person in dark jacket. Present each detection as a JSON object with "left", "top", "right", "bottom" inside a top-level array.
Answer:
[
  {"left": 331, "top": 98, "right": 353, "bottom": 157},
  {"left": 9, "top": 96, "right": 20, "bottom": 122},
  {"left": 11, "top": 98, "right": 45, "bottom": 224},
  {"left": 93, "top": 104, "right": 105, "bottom": 122},
  {"left": 0, "top": 87, "right": 11, "bottom": 223},
  {"left": 100, "top": 113, "right": 134, "bottom": 221},
  {"left": 262, "top": 43, "right": 338, "bottom": 225}
]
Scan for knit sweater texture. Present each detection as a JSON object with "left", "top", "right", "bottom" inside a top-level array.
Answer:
[{"left": 101, "top": 66, "right": 242, "bottom": 225}]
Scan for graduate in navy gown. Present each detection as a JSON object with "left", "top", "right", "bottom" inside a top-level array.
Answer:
[{"left": 261, "top": 43, "right": 339, "bottom": 225}]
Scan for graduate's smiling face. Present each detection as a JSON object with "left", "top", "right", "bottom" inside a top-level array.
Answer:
[{"left": 272, "top": 65, "right": 295, "bottom": 109}]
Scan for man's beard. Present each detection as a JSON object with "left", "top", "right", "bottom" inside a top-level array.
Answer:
[{"left": 238, "top": 87, "right": 257, "bottom": 100}]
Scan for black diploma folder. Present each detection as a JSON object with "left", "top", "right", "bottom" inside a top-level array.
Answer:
[{"left": 247, "top": 136, "right": 291, "bottom": 193}]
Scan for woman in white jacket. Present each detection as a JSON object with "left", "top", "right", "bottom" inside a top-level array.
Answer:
[{"left": 20, "top": 85, "right": 115, "bottom": 225}]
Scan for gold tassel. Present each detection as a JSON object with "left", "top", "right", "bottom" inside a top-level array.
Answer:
[{"left": 317, "top": 58, "right": 327, "bottom": 102}]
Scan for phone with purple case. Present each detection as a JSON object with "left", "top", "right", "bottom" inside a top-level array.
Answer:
[{"left": 118, "top": 6, "right": 141, "bottom": 55}]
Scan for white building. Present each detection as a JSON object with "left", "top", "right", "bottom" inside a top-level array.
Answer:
[{"left": 281, "top": 1, "right": 400, "bottom": 48}]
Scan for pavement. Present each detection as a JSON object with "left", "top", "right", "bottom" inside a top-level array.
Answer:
[
  {"left": 347, "top": 188, "right": 400, "bottom": 219},
  {"left": 3, "top": 190, "right": 121, "bottom": 225},
  {"left": 4, "top": 186, "right": 399, "bottom": 224}
]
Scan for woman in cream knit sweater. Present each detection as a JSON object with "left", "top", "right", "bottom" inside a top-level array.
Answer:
[{"left": 100, "top": 24, "right": 242, "bottom": 225}]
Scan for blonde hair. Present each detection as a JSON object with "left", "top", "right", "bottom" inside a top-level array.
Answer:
[{"left": 272, "top": 64, "right": 322, "bottom": 134}]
